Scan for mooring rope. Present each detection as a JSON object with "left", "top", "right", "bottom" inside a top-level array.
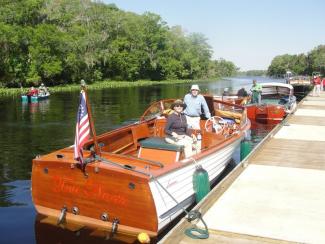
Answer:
[{"left": 151, "top": 175, "right": 209, "bottom": 239}]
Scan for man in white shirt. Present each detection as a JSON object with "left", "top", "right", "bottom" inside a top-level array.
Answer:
[{"left": 183, "top": 84, "right": 211, "bottom": 129}]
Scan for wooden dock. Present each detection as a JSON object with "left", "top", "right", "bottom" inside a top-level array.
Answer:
[{"left": 160, "top": 92, "right": 325, "bottom": 244}]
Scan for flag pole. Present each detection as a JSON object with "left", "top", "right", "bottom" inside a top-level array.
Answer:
[{"left": 81, "top": 80, "right": 100, "bottom": 156}]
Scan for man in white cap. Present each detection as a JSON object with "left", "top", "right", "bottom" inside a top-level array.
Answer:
[{"left": 183, "top": 84, "right": 211, "bottom": 130}]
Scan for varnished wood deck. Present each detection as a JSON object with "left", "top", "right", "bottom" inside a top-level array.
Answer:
[{"left": 160, "top": 92, "right": 325, "bottom": 244}]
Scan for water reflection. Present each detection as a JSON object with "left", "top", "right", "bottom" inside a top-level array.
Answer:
[
  {"left": 250, "top": 121, "right": 276, "bottom": 146},
  {"left": 21, "top": 100, "right": 51, "bottom": 123},
  {"left": 38, "top": 99, "right": 50, "bottom": 114}
]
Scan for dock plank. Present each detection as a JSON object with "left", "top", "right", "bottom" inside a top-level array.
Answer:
[
  {"left": 288, "top": 116, "right": 325, "bottom": 126},
  {"left": 196, "top": 164, "right": 325, "bottom": 244},
  {"left": 248, "top": 139, "right": 325, "bottom": 169}
]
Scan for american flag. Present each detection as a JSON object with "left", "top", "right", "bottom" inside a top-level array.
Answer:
[{"left": 74, "top": 91, "right": 90, "bottom": 164}]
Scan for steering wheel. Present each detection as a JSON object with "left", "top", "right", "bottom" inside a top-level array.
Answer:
[{"left": 204, "top": 116, "right": 227, "bottom": 134}]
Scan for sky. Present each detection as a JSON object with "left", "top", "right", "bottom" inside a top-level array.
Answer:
[{"left": 102, "top": 0, "right": 325, "bottom": 71}]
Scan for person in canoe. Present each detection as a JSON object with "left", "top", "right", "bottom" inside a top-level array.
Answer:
[
  {"left": 38, "top": 83, "right": 49, "bottom": 96},
  {"left": 27, "top": 86, "right": 38, "bottom": 96},
  {"left": 165, "top": 99, "right": 198, "bottom": 157}
]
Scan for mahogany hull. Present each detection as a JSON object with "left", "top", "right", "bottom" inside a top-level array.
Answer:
[
  {"left": 31, "top": 96, "right": 251, "bottom": 238},
  {"left": 31, "top": 137, "right": 241, "bottom": 237},
  {"left": 32, "top": 154, "right": 158, "bottom": 237},
  {"left": 246, "top": 104, "right": 286, "bottom": 124}
]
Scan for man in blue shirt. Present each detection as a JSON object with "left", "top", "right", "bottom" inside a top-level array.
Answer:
[{"left": 183, "top": 84, "right": 211, "bottom": 129}]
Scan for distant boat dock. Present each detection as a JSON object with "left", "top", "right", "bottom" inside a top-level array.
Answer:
[{"left": 161, "top": 92, "right": 325, "bottom": 243}]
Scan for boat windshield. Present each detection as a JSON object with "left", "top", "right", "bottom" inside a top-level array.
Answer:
[{"left": 140, "top": 99, "right": 175, "bottom": 121}]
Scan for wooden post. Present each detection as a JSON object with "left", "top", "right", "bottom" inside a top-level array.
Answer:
[{"left": 81, "top": 80, "right": 100, "bottom": 156}]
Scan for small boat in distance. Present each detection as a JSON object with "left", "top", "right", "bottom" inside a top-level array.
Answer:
[
  {"left": 31, "top": 93, "right": 250, "bottom": 241},
  {"left": 21, "top": 92, "right": 50, "bottom": 103},
  {"left": 286, "top": 75, "right": 313, "bottom": 100}
]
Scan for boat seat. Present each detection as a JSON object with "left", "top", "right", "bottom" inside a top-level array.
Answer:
[
  {"left": 131, "top": 123, "right": 150, "bottom": 146},
  {"left": 153, "top": 117, "right": 167, "bottom": 137},
  {"left": 140, "top": 137, "right": 183, "bottom": 152},
  {"left": 138, "top": 137, "right": 183, "bottom": 163}
]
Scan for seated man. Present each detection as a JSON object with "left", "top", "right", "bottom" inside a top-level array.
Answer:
[
  {"left": 164, "top": 99, "right": 198, "bottom": 157},
  {"left": 223, "top": 87, "right": 230, "bottom": 96}
]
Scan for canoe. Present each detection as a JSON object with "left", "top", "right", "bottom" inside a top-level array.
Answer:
[
  {"left": 21, "top": 93, "right": 50, "bottom": 103},
  {"left": 31, "top": 95, "right": 250, "bottom": 240}
]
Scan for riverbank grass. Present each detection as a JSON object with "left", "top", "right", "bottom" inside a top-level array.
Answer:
[{"left": 0, "top": 79, "right": 212, "bottom": 96}]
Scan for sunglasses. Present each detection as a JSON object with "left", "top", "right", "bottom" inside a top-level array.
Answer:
[{"left": 174, "top": 105, "right": 183, "bottom": 108}]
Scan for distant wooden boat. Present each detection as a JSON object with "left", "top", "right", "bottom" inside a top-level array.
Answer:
[
  {"left": 215, "top": 83, "right": 296, "bottom": 124},
  {"left": 246, "top": 83, "right": 296, "bottom": 124},
  {"left": 22, "top": 93, "right": 50, "bottom": 103},
  {"left": 31, "top": 95, "right": 250, "bottom": 239},
  {"left": 286, "top": 76, "right": 313, "bottom": 100}
]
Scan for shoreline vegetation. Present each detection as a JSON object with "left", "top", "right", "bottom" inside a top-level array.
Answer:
[
  {"left": 0, "top": 79, "right": 212, "bottom": 97},
  {"left": 0, "top": 2, "right": 237, "bottom": 89}
]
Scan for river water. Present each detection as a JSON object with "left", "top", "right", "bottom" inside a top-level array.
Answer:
[{"left": 0, "top": 77, "right": 283, "bottom": 244}]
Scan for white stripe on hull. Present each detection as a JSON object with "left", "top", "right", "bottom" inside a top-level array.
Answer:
[{"left": 149, "top": 138, "right": 241, "bottom": 231}]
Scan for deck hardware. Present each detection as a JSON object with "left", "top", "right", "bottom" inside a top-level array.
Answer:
[
  {"left": 72, "top": 206, "right": 79, "bottom": 215},
  {"left": 36, "top": 155, "right": 41, "bottom": 159},
  {"left": 101, "top": 212, "right": 109, "bottom": 221},
  {"left": 94, "top": 166, "right": 99, "bottom": 173},
  {"left": 123, "top": 164, "right": 135, "bottom": 170},
  {"left": 57, "top": 206, "right": 67, "bottom": 225},
  {"left": 128, "top": 182, "right": 136, "bottom": 190},
  {"left": 105, "top": 218, "right": 120, "bottom": 239},
  {"left": 43, "top": 168, "right": 48, "bottom": 174},
  {"left": 111, "top": 218, "right": 120, "bottom": 237},
  {"left": 95, "top": 156, "right": 151, "bottom": 176},
  {"left": 56, "top": 154, "right": 64, "bottom": 159},
  {"left": 70, "top": 164, "right": 75, "bottom": 169}
]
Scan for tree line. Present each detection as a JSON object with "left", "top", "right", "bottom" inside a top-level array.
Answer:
[
  {"left": 0, "top": 0, "right": 237, "bottom": 88},
  {"left": 267, "top": 45, "right": 325, "bottom": 77}
]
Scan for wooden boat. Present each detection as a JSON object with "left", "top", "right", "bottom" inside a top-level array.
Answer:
[
  {"left": 246, "top": 83, "right": 296, "bottom": 124},
  {"left": 31, "top": 95, "right": 250, "bottom": 240},
  {"left": 216, "top": 83, "right": 296, "bottom": 124},
  {"left": 22, "top": 93, "right": 50, "bottom": 103},
  {"left": 286, "top": 76, "right": 313, "bottom": 100}
]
